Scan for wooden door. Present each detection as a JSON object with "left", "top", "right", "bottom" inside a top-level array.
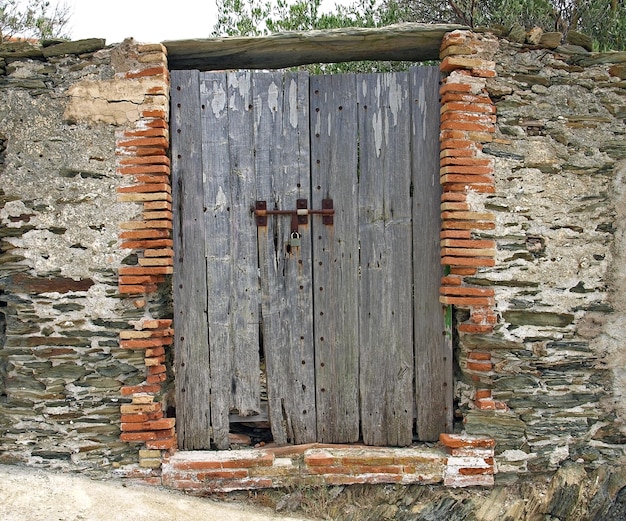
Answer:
[{"left": 171, "top": 67, "right": 450, "bottom": 450}]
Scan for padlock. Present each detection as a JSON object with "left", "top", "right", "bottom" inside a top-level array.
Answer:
[{"left": 289, "top": 231, "right": 301, "bottom": 248}]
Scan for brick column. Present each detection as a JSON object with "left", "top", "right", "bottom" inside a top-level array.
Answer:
[
  {"left": 439, "top": 31, "right": 505, "bottom": 413},
  {"left": 115, "top": 43, "right": 176, "bottom": 471}
]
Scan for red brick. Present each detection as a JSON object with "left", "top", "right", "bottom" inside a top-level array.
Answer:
[
  {"left": 118, "top": 266, "right": 174, "bottom": 275},
  {"left": 125, "top": 66, "right": 169, "bottom": 79},
  {"left": 118, "top": 137, "right": 169, "bottom": 149},
  {"left": 441, "top": 164, "right": 494, "bottom": 175},
  {"left": 441, "top": 286, "right": 495, "bottom": 297},
  {"left": 304, "top": 452, "right": 335, "bottom": 467},
  {"left": 120, "top": 239, "right": 174, "bottom": 249},
  {"left": 441, "top": 238, "right": 496, "bottom": 249},
  {"left": 439, "top": 82, "right": 473, "bottom": 95},
  {"left": 117, "top": 183, "right": 171, "bottom": 194},
  {"left": 450, "top": 267, "right": 477, "bottom": 276},
  {"left": 440, "top": 130, "right": 467, "bottom": 141},
  {"left": 121, "top": 411, "right": 163, "bottom": 423},
  {"left": 121, "top": 418, "right": 175, "bottom": 432},
  {"left": 135, "top": 175, "right": 170, "bottom": 185},
  {"left": 146, "top": 119, "right": 167, "bottom": 129},
  {"left": 467, "top": 351, "right": 492, "bottom": 361},
  {"left": 142, "top": 109, "right": 168, "bottom": 119},
  {"left": 441, "top": 156, "right": 493, "bottom": 167},
  {"left": 147, "top": 364, "right": 167, "bottom": 375},
  {"left": 119, "top": 229, "right": 171, "bottom": 240},
  {"left": 441, "top": 192, "right": 467, "bottom": 202},
  {"left": 440, "top": 148, "right": 476, "bottom": 159},
  {"left": 119, "top": 284, "right": 158, "bottom": 294},
  {"left": 119, "top": 155, "right": 170, "bottom": 166},
  {"left": 441, "top": 174, "right": 494, "bottom": 185},
  {"left": 145, "top": 346, "right": 166, "bottom": 357},
  {"left": 440, "top": 229, "right": 471, "bottom": 239},
  {"left": 441, "top": 276, "right": 462, "bottom": 286},
  {"left": 441, "top": 255, "right": 495, "bottom": 267},
  {"left": 117, "top": 147, "right": 166, "bottom": 157},
  {"left": 440, "top": 139, "right": 474, "bottom": 150},
  {"left": 195, "top": 469, "right": 250, "bottom": 480},
  {"left": 118, "top": 164, "right": 171, "bottom": 175},
  {"left": 466, "top": 360, "right": 493, "bottom": 371},
  {"left": 120, "top": 337, "right": 173, "bottom": 349},
  {"left": 441, "top": 120, "right": 495, "bottom": 133},
  {"left": 440, "top": 295, "right": 494, "bottom": 306},
  {"left": 444, "top": 183, "right": 496, "bottom": 194},
  {"left": 147, "top": 373, "right": 167, "bottom": 384},
  {"left": 458, "top": 323, "right": 493, "bottom": 333},
  {"left": 352, "top": 464, "right": 404, "bottom": 474},
  {"left": 120, "top": 384, "right": 161, "bottom": 396},
  {"left": 475, "top": 398, "right": 496, "bottom": 410},
  {"left": 459, "top": 467, "right": 494, "bottom": 475},
  {"left": 440, "top": 433, "right": 496, "bottom": 449},
  {"left": 120, "top": 403, "right": 161, "bottom": 414},
  {"left": 119, "top": 275, "right": 165, "bottom": 285},
  {"left": 146, "top": 437, "right": 176, "bottom": 450},
  {"left": 124, "top": 128, "right": 168, "bottom": 139},
  {"left": 441, "top": 101, "right": 496, "bottom": 115},
  {"left": 442, "top": 221, "right": 496, "bottom": 230},
  {"left": 440, "top": 92, "right": 493, "bottom": 105},
  {"left": 441, "top": 202, "right": 469, "bottom": 211},
  {"left": 475, "top": 389, "right": 492, "bottom": 400}
]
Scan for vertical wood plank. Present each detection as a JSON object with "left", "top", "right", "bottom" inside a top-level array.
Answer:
[
  {"left": 225, "top": 71, "right": 261, "bottom": 418},
  {"left": 357, "top": 72, "right": 414, "bottom": 447},
  {"left": 203, "top": 72, "right": 264, "bottom": 448},
  {"left": 171, "top": 70, "right": 212, "bottom": 450},
  {"left": 255, "top": 72, "right": 316, "bottom": 444},
  {"left": 310, "top": 74, "right": 360, "bottom": 443},
  {"left": 411, "top": 66, "right": 452, "bottom": 440}
]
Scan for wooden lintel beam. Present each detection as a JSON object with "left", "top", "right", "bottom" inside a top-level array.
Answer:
[{"left": 163, "top": 23, "right": 467, "bottom": 71}]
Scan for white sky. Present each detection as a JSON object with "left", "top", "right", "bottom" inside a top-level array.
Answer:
[
  {"left": 66, "top": 0, "right": 220, "bottom": 44},
  {"left": 54, "top": 0, "right": 343, "bottom": 45}
]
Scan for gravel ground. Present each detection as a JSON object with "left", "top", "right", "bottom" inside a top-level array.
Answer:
[{"left": 0, "top": 464, "right": 312, "bottom": 521}]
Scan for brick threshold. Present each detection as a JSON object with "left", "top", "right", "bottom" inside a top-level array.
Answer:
[{"left": 159, "top": 435, "right": 495, "bottom": 493}]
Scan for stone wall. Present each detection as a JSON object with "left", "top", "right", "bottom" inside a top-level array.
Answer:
[
  {"left": 442, "top": 31, "right": 626, "bottom": 480},
  {"left": 0, "top": 38, "right": 172, "bottom": 470},
  {"left": 0, "top": 28, "right": 625, "bottom": 508}
]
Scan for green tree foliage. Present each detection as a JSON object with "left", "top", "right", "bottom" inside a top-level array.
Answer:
[
  {"left": 212, "top": 0, "right": 408, "bottom": 71},
  {"left": 0, "top": 0, "right": 71, "bottom": 42},
  {"left": 383, "top": 0, "right": 625, "bottom": 50},
  {"left": 214, "top": 0, "right": 625, "bottom": 52}
]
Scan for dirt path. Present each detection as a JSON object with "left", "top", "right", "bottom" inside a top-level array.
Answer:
[{"left": 0, "top": 464, "right": 311, "bottom": 521}]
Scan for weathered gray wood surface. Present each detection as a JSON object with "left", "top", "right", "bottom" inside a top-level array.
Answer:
[
  {"left": 164, "top": 23, "right": 466, "bottom": 71},
  {"left": 172, "top": 67, "right": 446, "bottom": 448},
  {"left": 357, "top": 72, "right": 414, "bottom": 446},
  {"left": 310, "top": 74, "right": 361, "bottom": 443},
  {"left": 171, "top": 70, "right": 212, "bottom": 450},
  {"left": 411, "top": 66, "right": 452, "bottom": 440},
  {"left": 225, "top": 71, "right": 261, "bottom": 420},
  {"left": 254, "top": 71, "right": 317, "bottom": 445}
]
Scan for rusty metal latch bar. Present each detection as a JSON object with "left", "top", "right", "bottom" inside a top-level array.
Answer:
[{"left": 254, "top": 198, "right": 334, "bottom": 227}]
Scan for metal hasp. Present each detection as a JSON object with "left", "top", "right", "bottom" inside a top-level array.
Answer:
[{"left": 254, "top": 198, "right": 334, "bottom": 227}]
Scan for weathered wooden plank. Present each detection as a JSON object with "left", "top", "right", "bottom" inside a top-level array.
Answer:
[
  {"left": 411, "top": 66, "right": 453, "bottom": 441},
  {"left": 225, "top": 71, "right": 261, "bottom": 419},
  {"left": 310, "top": 74, "right": 360, "bottom": 443},
  {"left": 199, "top": 72, "right": 262, "bottom": 449},
  {"left": 170, "top": 70, "right": 212, "bottom": 450},
  {"left": 357, "top": 72, "right": 414, "bottom": 447},
  {"left": 164, "top": 23, "right": 466, "bottom": 71},
  {"left": 255, "top": 71, "right": 316, "bottom": 445}
]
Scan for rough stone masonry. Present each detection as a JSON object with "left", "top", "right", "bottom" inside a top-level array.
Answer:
[{"left": 1, "top": 25, "right": 626, "bottom": 519}]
